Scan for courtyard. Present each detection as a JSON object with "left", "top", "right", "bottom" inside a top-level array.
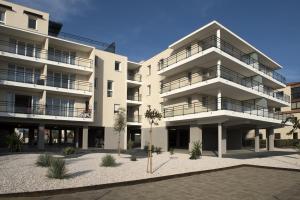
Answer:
[{"left": 0, "top": 148, "right": 299, "bottom": 198}]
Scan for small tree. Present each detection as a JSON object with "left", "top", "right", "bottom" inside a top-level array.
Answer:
[
  {"left": 145, "top": 105, "right": 162, "bottom": 173},
  {"left": 114, "top": 107, "right": 126, "bottom": 156},
  {"left": 284, "top": 116, "right": 300, "bottom": 135}
]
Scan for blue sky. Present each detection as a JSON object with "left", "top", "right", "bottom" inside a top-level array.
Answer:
[{"left": 11, "top": 0, "right": 300, "bottom": 82}]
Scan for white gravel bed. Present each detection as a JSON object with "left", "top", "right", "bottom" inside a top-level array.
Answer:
[{"left": 0, "top": 149, "right": 299, "bottom": 194}]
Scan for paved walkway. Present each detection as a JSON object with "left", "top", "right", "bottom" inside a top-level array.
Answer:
[{"left": 1, "top": 166, "right": 299, "bottom": 200}]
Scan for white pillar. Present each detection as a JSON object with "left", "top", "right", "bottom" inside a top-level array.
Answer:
[
  {"left": 218, "top": 123, "right": 222, "bottom": 158},
  {"left": 189, "top": 125, "right": 202, "bottom": 151},
  {"left": 38, "top": 125, "right": 45, "bottom": 150},
  {"left": 222, "top": 126, "right": 227, "bottom": 154},
  {"left": 217, "top": 90, "right": 222, "bottom": 110},
  {"left": 82, "top": 127, "right": 88, "bottom": 149},
  {"left": 75, "top": 128, "right": 79, "bottom": 148},
  {"left": 217, "top": 60, "right": 221, "bottom": 77},
  {"left": 267, "top": 128, "right": 274, "bottom": 151},
  {"left": 216, "top": 29, "right": 221, "bottom": 49},
  {"left": 255, "top": 128, "right": 260, "bottom": 152}
]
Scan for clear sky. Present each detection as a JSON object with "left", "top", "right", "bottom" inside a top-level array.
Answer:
[{"left": 11, "top": 0, "right": 300, "bottom": 82}]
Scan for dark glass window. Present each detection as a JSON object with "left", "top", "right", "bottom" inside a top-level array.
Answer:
[{"left": 28, "top": 17, "right": 36, "bottom": 29}]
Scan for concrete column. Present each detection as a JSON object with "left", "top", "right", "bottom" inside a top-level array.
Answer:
[
  {"left": 267, "top": 128, "right": 274, "bottom": 151},
  {"left": 255, "top": 128, "right": 260, "bottom": 152},
  {"left": 218, "top": 123, "right": 222, "bottom": 158},
  {"left": 217, "top": 60, "right": 221, "bottom": 77},
  {"left": 82, "top": 127, "right": 88, "bottom": 149},
  {"left": 189, "top": 125, "right": 202, "bottom": 151},
  {"left": 216, "top": 29, "right": 221, "bottom": 49},
  {"left": 217, "top": 90, "right": 222, "bottom": 110},
  {"left": 222, "top": 126, "right": 227, "bottom": 154},
  {"left": 75, "top": 128, "right": 79, "bottom": 148},
  {"left": 38, "top": 125, "right": 45, "bottom": 150}
]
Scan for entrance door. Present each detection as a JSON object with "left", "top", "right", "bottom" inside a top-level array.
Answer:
[
  {"left": 168, "top": 127, "right": 190, "bottom": 149},
  {"left": 15, "top": 95, "right": 32, "bottom": 114}
]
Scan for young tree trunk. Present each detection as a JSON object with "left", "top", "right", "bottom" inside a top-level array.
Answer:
[
  {"left": 118, "top": 132, "right": 121, "bottom": 156},
  {"left": 147, "top": 123, "right": 153, "bottom": 173}
]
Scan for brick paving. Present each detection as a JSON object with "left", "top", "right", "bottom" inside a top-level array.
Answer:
[{"left": 1, "top": 166, "right": 300, "bottom": 200}]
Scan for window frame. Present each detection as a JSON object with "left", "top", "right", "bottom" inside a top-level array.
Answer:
[
  {"left": 114, "top": 61, "right": 121, "bottom": 71},
  {"left": 28, "top": 15, "right": 37, "bottom": 30},
  {"left": 0, "top": 8, "right": 6, "bottom": 23},
  {"left": 147, "top": 65, "right": 151, "bottom": 76},
  {"left": 107, "top": 80, "right": 113, "bottom": 97},
  {"left": 147, "top": 84, "right": 151, "bottom": 96}
]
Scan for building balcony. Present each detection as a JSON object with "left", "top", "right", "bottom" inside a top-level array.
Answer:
[
  {"left": 160, "top": 65, "right": 290, "bottom": 105},
  {"left": 0, "top": 69, "right": 92, "bottom": 95},
  {"left": 127, "top": 114, "right": 142, "bottom": 125},
  {"left": 158, "top": 35, "right": 286, "bottom": 85},
  {"left": 0, "top": 39, "right": 93, "bottom": 69},
  {"left": 163, "top": 97, "right": 291, "bottom": 124},
  {"left": 126, "top": 94, "right": 142, "bottom": 106},
  {"left": 0, "top": 101, "right": 93, "bottom": 122},
  {"left": 127, "top": 74, "right": 142, "bottom": 82}
]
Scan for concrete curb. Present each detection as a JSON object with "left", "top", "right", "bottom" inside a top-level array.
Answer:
[{"left": 0, "top": 164, "right": 299, "bottom": 198}]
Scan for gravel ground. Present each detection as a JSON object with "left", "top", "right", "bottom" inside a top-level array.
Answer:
[{"left": 0, "top": 149, "right": 299, "bottom": 194}]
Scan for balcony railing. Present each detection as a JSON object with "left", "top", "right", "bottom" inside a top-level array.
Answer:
[
  {"left": 0, "top": 101, "right": 92, "bottom": 118},
  {"left": 163, "top": 97, "right": 291, "bottom": 121},
  {"left": 160, "top": 65, "right": 290, "bottom": 103},
  {"left": 0, "top": 39, "right": 93, "bottom": 68},
  {"left": 127, "top": 115, "right": 142, "bottom": 123},
  {"left": 127, "top": 74, "right": 142, "bottom": 82},
  {"left": 127, "top": 94, "right": 142, "bottom": 101},
  {"left": 158, "top": 35, "right": 286, "bottom": 84},
  {"left": 0, "top": 69, "right": 92, "bottom": 92}
]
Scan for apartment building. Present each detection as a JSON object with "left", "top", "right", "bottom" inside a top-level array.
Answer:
[
  {"left": 0, "top": 0, "right": 136, "bottom": 150},
  {"left": 0, "top": 1, "right": 292, "bottom": 157},
  {"left": 139, "top": 21, "right": 291, "bottom": 157}
]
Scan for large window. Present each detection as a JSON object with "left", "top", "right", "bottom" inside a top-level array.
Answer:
[
  {"left": 8, "top": 38, "right": 41, "bottom": 58},
  {"left": 28, "top": 16, "right": 37, "bottom": 29},
  {"left": 291, "top": 87, "right": 300, "bottom": 100},
  {"left": 7, "top": 64, "right": 40, "bottom": 84},
  {"left": 46, "top": 97, "right": 75, "bottom": 117},
  {"left": 0, "top": 9, "right": 5, "bottom": 23},
  {"left": 291, "top": 102, "right": 300, "bottom": 110},
  {"left": 47, "top": 71, "right": 76, "bottom": 89},
  {"left": 48, "top": 47, "right": 76, "bottom": 65},
  {"left": 107, "top": 80, "right": 113, "bottom": 97}
]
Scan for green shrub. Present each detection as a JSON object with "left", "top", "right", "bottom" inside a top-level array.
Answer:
[
  {"left": 274, "top": 139, "right": 300, "bottom": 148},
  {"left": 47, "top": 158, "right": 67, "bottom": 179},
  {"left": 101, "top": 155, "right": 117, "bottom": 167},
  {"left": 244, "top": 139, "right": 266, "bottom": 148},
  {"left": 154, "top": 147, "right": 162, "bottom": 154},
  {"left": 63, "top": 147, "right": 76, "bottom": 156},
  {"left": 144, "top": 145, "right": 155, "bottom": 152},
  {"left": 5, "top": 132, "right": 24, "bottom": 152},
  {"left": 130, "top": 155, "right": 137, "bottom": 161},
  {"left": 190, "top": 141, "right": 202, "bottom": 160},
  {"left": 169, "top": 148, "right": 174, "bottom": 155},
  {"left": 36, "top": 154, "right": 53, "bottom": 167}
]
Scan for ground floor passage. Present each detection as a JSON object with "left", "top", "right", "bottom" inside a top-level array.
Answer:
[
  {"left": 2, "top": 166, "right": 299, "bottom": 200},
  {"left": 167, "top": 124, "right": 275, "bottom": 157},
  {"left": 0, "top": 123, "right": 142, "bottom": 151}
]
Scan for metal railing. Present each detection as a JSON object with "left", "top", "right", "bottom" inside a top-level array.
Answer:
[
  {"left": 160, "top": 65, "right": 290, "bottom": 103},
  {"left": 127, "top": 94, "right": 142, "bottom": 101},
  {"left": 0, "top": 39, "right": 93, "bottom": 68},
  {"left": 0, "top": 69, "right": 92, "bottom": 92},
  {"left": 163, "top": 97, "right": 291, "bottom": 121},
  {"left": 0, "top": 101, "right": 92, "bottom": 118},
  {"left": 127, "top": 115, "right": 142, "bottom": 123},
  {"left": 127, "top": 74, "right": 142, "bottom": 82},
  {"left": 158, "top": 35, "right": 286, "bottom": 84},
  {"left": 160, "top": 66, "right": 217, "bottom": 93},
  {"left": 48, "top": 31, "right": 116, "bottom": 53}
]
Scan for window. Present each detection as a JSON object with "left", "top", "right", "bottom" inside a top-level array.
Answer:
[
  {"left": 94, "top": 78, "right": 98, "bottom": 88},
  {"left": 0, "top": 9, "right": 5, "bottom": 23},
  {"left": 293, "top": 132, "right": 298, "bottom": 139},
  {"left": 147, "top": 65, "right": 151, "bottom": 75},
  {"left": 107, "top": 80, "right": 113, "bottom": 97},
  {"left": 259, "top": 134, "right": 263, "bottom": 140},
  {"left": 186, "top": 46, "right": 191, "bottom": 57},
  {"left": 114, "top": 104, "right": 120, "bottom": 113},
  {"left": 115, "top": 61, "right": 121, "bottom": 71},
  {"left": 147, "top": 85, "right": 151, "bottom": 96},
  {"left": 291, "top": 101, "right": 300, "bottom": 110},
  {"left": 292, "top": 87, "right": 300, "bottom": 100},
  {"left": 275, "top": 107, "right": 281, "bottom": 112},
  {"left": 187, "top": 97, "right": 192, "bottom": 108},
  {"left": 202, "top": 96, "right": 208, "bottom": 107},
  {"left": 275, "top": 133, "right": 281, "bottom": 139},
  {"left": 28, "top": 16, "right": 37, "bottom": 29}
]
